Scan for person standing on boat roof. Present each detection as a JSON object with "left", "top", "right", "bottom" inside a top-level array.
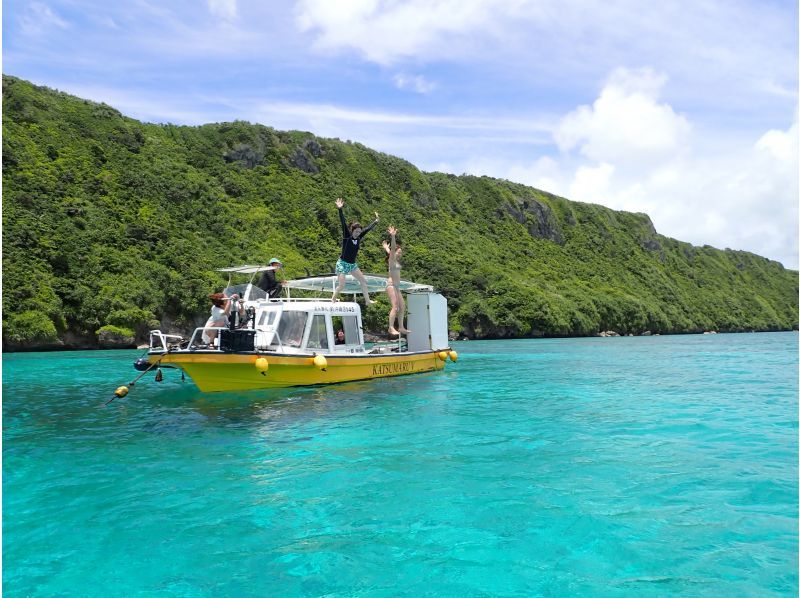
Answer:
[
  {"left": 382, "top": 225, "right": 410, "bottom": 336},
  {"left": 332, "top": 197, "right": 379, "bottom": 304},
  {"left": 257, "top": 258, "right": 284, "bottom": 299}
]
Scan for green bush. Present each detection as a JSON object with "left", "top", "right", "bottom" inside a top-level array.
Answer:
[
  {"left": 96, "top": 324, "right": 135, "bottom": 338},
  {"left": 4, "top": 310, "right": 59, "bottom": 344}
]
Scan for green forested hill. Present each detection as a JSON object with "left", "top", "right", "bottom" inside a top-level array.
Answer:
[{"left": 3, "top": 75, "right": 797, "bottom": 349}]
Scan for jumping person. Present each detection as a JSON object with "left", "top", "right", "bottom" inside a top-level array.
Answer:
[
  {"left": 332, "top": 197, "right": 379, "bottom": 304},
  {"left": 382, "top": 225, "right": 410, "bottom": 336}
]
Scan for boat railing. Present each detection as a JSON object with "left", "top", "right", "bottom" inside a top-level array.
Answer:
[
  {"left": 278, "top": 297, "right": 335, "bottom": 303},
  {"left": 152, "top": 324, "right": 366, "bottom": 355},
  {"left": 185, "top": 327, "right": 223, "bottom": 351},
  {"left": 264, "top": 330, "right": 285, "bottom": 352},
  {"left": 149, "top": 330, "right": 185, "bottom": 352},
  {"left": 180, "top": 326, "right": 289, "bottom": 353}
]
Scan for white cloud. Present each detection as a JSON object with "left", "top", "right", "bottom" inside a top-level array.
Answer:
[
  {"left": 208, "top": 0, "right": 238, "bottom": 20},
  {"left": 555, "top": 68, "right": 691, "bottom": 168},
  {"left": 393, "top": 73, "right": 437, "bottom": 94},
  {"left": 568, "top": 163, "right": 615, "bottom": 205},
  {"left": 247, "top": 101, "right": 553, "bottom": 138},
  {"left": 756, "top": 124, "right": 796, "bottom": 162},
  {"left": 294, "top": 0, "right": 510, "bottom": 65},
  {"left": 21, "top": 2, "right": 70, "bottom": 34}
]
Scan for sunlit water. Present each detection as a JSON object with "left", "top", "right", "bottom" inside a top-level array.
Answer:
[{"left": 3, "top": 332, "right": 798, "bottom": 596}]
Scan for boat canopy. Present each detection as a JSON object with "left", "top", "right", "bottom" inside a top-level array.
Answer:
[
  {"left": 216, "top": 265, "right": 276, "bottom": 274},
  {"left": 284, "top": 274, "right": 433, "bottom": 294}
]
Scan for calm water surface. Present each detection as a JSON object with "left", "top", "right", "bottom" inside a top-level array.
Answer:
[{"left": 3, "top": 333, "right": 798, "bottom": 596}]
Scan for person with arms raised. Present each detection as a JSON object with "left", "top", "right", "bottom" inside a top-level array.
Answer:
[
  {"left": 382, "top": 225, "right": 410, "bottom": 336},
  {"left": 332, "top": 197, "right": 379, "bottom": 304}
]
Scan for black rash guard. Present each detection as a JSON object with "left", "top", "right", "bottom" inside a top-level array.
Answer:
[{"left": 339, "top": 207, "right": 377, "bottom": 264}]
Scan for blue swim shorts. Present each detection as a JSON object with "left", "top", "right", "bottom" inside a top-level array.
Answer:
[{"left": 335, "top": 258, "right": 358, "bottom": 275}]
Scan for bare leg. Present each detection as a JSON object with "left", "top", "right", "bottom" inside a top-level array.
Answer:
[
  {"left": 352, "top": 268, "right": 375, "bottom": 305},
  {"left": 397, "top": 293, "right": 410, "bottom": 333},
  {"left": 206, "top": 323, "right": 223, "bottom": 346},
  {"left": 387, "top": 286, "right": 399, "bottom": 335},
  {"left": 332, "top": 273, "right": 346, "bottom": 301}
]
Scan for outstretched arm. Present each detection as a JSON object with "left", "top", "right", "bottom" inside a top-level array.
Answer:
[
  {"left": 361, "top": 211, "right": 380, "bottom": 237},
  {"left": 336, "top": 198, "right": 347, "bottom": 237},
  {"left": 388, "top": 225, "right": 397, "bottom": 254}
]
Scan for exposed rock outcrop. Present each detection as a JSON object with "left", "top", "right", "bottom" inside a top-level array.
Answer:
[
  {"left": 98, "top": 328, "right": 136, "bottom": 349},
  {"left": 500, "top": 197, "right": 564, "bottom": 245},
  {"left": 289, "top": 146, "right": 319, "bottom": 173},
  {"left": 223, "top": 143, "right": 264, "bottom": 168},
  {"left": 303, "top": 139, "right": 323, "bottom": 158}
]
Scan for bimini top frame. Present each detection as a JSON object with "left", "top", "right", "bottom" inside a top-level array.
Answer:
[
  {"left": 283, "top": 273, "right": 433, "bottom": 296},
  {"left": 216, "top": 265, "right": 278, "bottom": 288}
]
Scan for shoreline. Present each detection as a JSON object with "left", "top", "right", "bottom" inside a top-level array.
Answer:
[{"left": 4, "top": 328, "right": 797, "bottom": 354}]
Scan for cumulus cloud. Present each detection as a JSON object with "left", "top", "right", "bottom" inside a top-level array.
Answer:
[{"left": 555, "top": 68, "right": 691, "bottom": 168}]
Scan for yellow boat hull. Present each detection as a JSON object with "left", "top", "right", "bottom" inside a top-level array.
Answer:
[{"left": 151, "top": 350, "right": 448, "bottom": 392}]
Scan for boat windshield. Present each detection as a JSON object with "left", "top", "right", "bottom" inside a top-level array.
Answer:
[
  {"left": 224, "top": 283, "right": 266, "bottom": 301},
  {"left": 276, "top": 311, "right": 308, "bottom": 348}
]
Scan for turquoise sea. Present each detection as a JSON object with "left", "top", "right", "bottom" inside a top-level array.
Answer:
[{"left": 3, "top": 332, "right": 798, "bottom": 596}]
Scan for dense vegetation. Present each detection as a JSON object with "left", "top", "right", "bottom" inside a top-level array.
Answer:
[{"left": 3, "top": 75, "right": 797, "bottom": 350}]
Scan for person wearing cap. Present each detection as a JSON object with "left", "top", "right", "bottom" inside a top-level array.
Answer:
[{"left": 257, "top": 258, "right": 284, "bottom": 299}]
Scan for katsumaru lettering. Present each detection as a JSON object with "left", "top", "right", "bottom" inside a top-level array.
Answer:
[{"left": 372, "top": 361, "right": 414, "bottom": 376}]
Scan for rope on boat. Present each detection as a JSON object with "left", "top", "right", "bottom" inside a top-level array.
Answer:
[{"left": 105, "top": 355, "right": 165, "bottom": 406}]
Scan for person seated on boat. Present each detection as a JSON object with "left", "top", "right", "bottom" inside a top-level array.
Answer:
[
  {"left": 201, "top": 292, "right": 243, "bottom": 346},
  {"left": 382, "top": 225, "right": 410, "bottom": 336},
  {"left": 257, "top": 258, "right": 284, "bottom": 299},
  {"left": 332, "top": 197, "right": 379, "bottom": 305},
  {"left": 335, "top": 329, "right": 346, "bottom": 345}
]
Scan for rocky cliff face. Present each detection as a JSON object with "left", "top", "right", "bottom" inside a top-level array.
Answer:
[{"left": 498, "top": 196, "right": 564, "bottom": 245}]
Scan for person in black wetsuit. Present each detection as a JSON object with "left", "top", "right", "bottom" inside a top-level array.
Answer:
[
  {"left": 257, "top": 258, "right": 283, "bottom": 299},
  {"left": 332, "top": 197, "right": 379, "bottom": 304}
]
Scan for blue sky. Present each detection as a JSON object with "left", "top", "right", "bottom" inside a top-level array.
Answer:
[{"left": 4, "top": 0, "right": 798, "bottom": 267}]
